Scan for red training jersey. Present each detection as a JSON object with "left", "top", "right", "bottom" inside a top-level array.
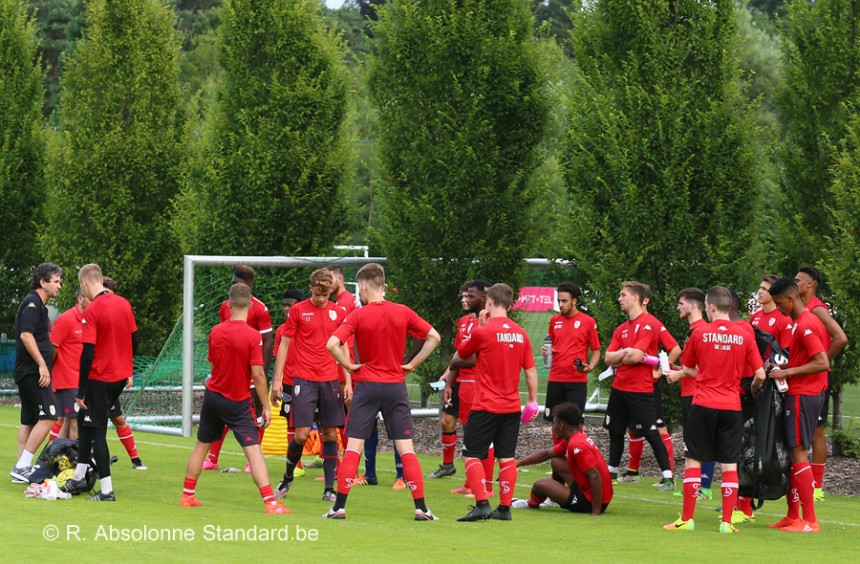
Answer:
[
  {"left": 50, "top": 306, "right": 83, "bottom": 391},
  {"left": 680, "top": 318, "right": 706, "bottom": 398},
  {"left": 547, "top": 311, "right": 601, "bottom": 383},
  {"left": 750, "top": 307, "right": 794, "bottom": 353},
  {"left": 607, "top": 312, "right": 665, "bottom": 394},
  {"left": 454, "top": 314, "right": 479, "bottom": 383},
  {"left": 219, "top": 295, "right": 273, "bottom": 335},
  {"left": 458, "top": 316, "right": 535, "bottom": 414},
  {"left": 332, "top": 301, "right": 432, "bottom": 384},
  {"left": 274, "top": 323, "right": 298, "bottom": 386},
  {"left": 335, "top": 290, "right": 358, "bottom": 316},
  {"left": 81, "top": 292, "right": 137, "bottom": 383},
  {"left": 207, "top": 320, "right": 263, "bottom": 402},
  {"left": 734, "top": 319, "right": 758, "bottom": 377},
  {"left": 282, "top": 299, "right": 344, "bottom": 382},
  {"left": 804, "top": 297, "right": 833, "bottom": 351},
  {"left": 682, "top": 320, "right": 762, "bottom": 411},
  {"left": 552, "top": 431, "right": 613, "bottom": 505},
  {"left": 784, "top": 310, "right": 828, "bottom": 396}
]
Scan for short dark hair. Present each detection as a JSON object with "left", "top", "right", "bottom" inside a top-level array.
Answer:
[
  {"left": 797, "top": 264, "right": 822, "bottom": 285},
  {"left": 326, "top": 265, "right": 345, "bottom": 277},
  {"left": 705, "top": 286, "right": 732, "bottom": 312},
  {"left": 468, "top": 279, "right": 491, "bottom": 293},
  {"left": 232, "top": 265, "right": 254, "bottom": 285},
  {"left": 487, "top": 283, "right": 514, "bottom": 309},
  {"left": 283, "top": 289, "right": 305, "bottom": 302},
  {"left": 460, "top": 280, "right": 472, "bottom": 293},
  {"left": 229, "top": 282, "right": 251, "bottom": 308},
  {"left": 30, "top": 262, "right": 63, "bottom": 291},
  {"left": 556, "top": 281, "right": 581, "bottom": 300},
  {"left": 768, "top": 276, "right": 799, "bottom": 298},
  {"left": 552, "top": 402, "right": 583, "bottom": 427},
  {"left": 102, "top": 277, "right": 117, "bottom": 293},
  {"left": 356, "top": 263, "right": 385, "bottom": 290},
  {"left": 677, "top": 287, "right": 705, "bottom": 310}
]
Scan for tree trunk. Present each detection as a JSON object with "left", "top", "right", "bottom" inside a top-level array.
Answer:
[{"left": 832, "top": 387, "right": 843, "bottom": 431}]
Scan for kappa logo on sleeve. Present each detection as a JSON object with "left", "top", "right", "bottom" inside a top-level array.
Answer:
[{"left": 27, "top": 302, "right": 37, "bottom": 308}]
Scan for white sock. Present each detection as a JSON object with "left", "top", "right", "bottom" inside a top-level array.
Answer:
[
  {"left": 73, "top": 463, "right": 88, "bottom": 481},
  {"left": 16, "top": 450, "right": 35, "bottom": 468},
  {"left": 608, "top": 465, "right": 619, "bottom": 474},
  {"left": 100, "top": 476, "right": 113, "bottom": 495},
  {"left": 662, "top": 469, "right": 673, "bottom": 479}
]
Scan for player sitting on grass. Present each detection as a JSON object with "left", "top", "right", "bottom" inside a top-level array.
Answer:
[
  {"left": 512, "top": 403, "right": 612, "bottom": 516},
  {"left": 180, "top": 283, "right": 289, "bottom": 514}
]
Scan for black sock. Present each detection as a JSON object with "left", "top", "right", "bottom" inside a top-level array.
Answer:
[
  {"left": 413, "top": 496, "right": 428, "bottom": 512},
  {"left": 333, "top": 492, "right": 349, "bottom": 511},
  {"left": 477, "top": 499, "right": 490, "bottom": 508},
  {"left": 285, "top": 439, "right": 303, "bottom": 479}
]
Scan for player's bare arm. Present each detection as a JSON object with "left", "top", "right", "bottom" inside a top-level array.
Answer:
[
  {"left": 811, "top": 306, "right": 848, "bottom": 361},
  {"left": 581, "top": 348, "right": 601, "bottom": 373},
  {"left": 525, "top": 366, "right": 539, "bottom": 407},
  {"left": 750, "top": 366, "right": 768, "bottom": 396},
  {"left": 401, "top": 328, "right": 441, "bottom": 374},
  {"left": 326, "top": 335, "right": 363, "bottom": 372},
  {"left": 604, "top": 348, "right": 628, "bottom": 367},
  {"left": 261, "top": 331, "right": 275, "bottom": 377},
  {"left": 584, "top": 466, "right": 603, "bottom": 516},
  {"left": 270, "top": 335, "right": 290, "bottom": 405},
  {"left": 773, "top": 350, "right": 829, "bottom": 380},
  {"left": 516, "top": 447, "right": 556, "bottom": 468},
  {"left": 19, "top": 331, "right": 50, "bottom": 387},
  {"left": 251, "top": 365, "right": 271, "bottom": 428}
]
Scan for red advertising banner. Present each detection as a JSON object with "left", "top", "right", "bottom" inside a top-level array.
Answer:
[{"left": 513, "top": 287, "right": 557, "bottom": 312}]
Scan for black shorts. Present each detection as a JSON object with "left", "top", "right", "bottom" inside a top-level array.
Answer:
[
  {"left": 462, "top": 410, "right": 520, "bottom": 459},
  {"left": 562, "top": 481, "right": 609, "bottom": 514},
  {"left": 652, "top": 387, "right": 666, "bottom": 427},
  {"left": 78, "top": 380, "right": 126, "bottom": 428},
  {"left": 684, "top": 404, "right": 742, "bottom": 463},
  {"left": 785, "top": 393, "right": 825, "bottom": 450},
  {"left": 680, "top": 395, "right": 694, "bottom": 428},
  {"left": 198, "top": 389, "right": 260, "bottom": 446},
  {"left": 279, "top": 384, "right": 294, "bottom": 420},
  {"left": 345, "top": 381, "right": 414, "bottom": 441},
  {"left": 818, "top": 372, "right": 834, "bottom": 426},
  {"left": 109, "top": 396, "right": 123, "bottom": 419},
  {"left": 603, "top": 389, "right": 658, "bottom": 436},
  {"left": 292, "top": 378, "right": 345, "bottom": 428},
  {"left": 54, "top": 388, "right": 79, "bottom": 420},
  {"left": 17, "top": 372, "right": 58, "bottom": 425},
  {"left": 442, "top": 381, "right": 460, "bottom": 417},
  {"left": 544, "top": 381, "right": 587, "bottom": 421}
]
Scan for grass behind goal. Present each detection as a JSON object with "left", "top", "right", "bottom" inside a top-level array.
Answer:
[{"left": 1, "top": 406, "right": 857, "bottom": 562}]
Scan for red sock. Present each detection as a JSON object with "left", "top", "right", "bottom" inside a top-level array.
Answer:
[
  {"left": 50, "top": 420, "right": 62, "bottom": 441},
  {"left": 442, "top": 432, "right": 457, "bottom": 465},
  {"left": 528, "top": 489, "right": 545, "bottom": 508},
  {"left": 207, "top": 427, "right": 229, "bottom": 464},
  {"left": 498, "top": 460, "right": 517, "bottom": 506},
  {"left": 682, "top": 467, "right": 701, "bottom": 521},
  {"left": 628, "top": 434, "right": 643, "bottom": 471},
  {"left": 482, "top": 447, "right": 495, "bottom": 493},
  {"left": 337, "top": 449, "right": 361, "bottom": 495},
  {"left": 661, "top": 433, "right": 674, "bottom": 473},
  {"left": 786, "top": 472, "right": 800, "bottom": 520},
  {"left": 259, "top": 484, "right": 275, "bottom": 504},
  {"left": 721, "top": 470, "right": 739, "bottom": 524},
  {"left": 811, "top": 462, "right": 825, "bottom": 489},
  {"left": 183, "top": 477, "right": 197, "bottom": 497},
  {"left": 400, "top": 452, "right": 425, "bottom": 500},
  {"left": 737, "top": 496, "right": 753, "bottom": 516},
  {"left": 465, "top": 458, "right": 488, "bottom": 503},
  {"left": 116, "top": 425, "right": 139, "bottom": 459},
  {"left": 793, "top": 462, "right": 816, "bottom": 523}
]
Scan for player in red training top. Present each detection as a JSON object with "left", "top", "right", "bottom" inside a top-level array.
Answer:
[
  {"left": 49, "top": 287, "right": 90, "bottom": 440},
  {"left": 795, "top": 264, "right": 847, "bottom": 501},
  {"left": 180, "top": 283, "right": 289, "bottom": 514},
  {"left": 271, "top": 270, "right": 347, "bottom": 501},
  {"left": 542, "top": 281, "right": 601, "bottom": 417},
  {"left": 767, "top": 277, "right": 830, "bottom": 533},
  {"left": 427, "top": 280, "right": 473, "bottom": 482},
  {"left": 750, "top": 275, "right": 794, "bottom": 352},
  {"left": 603, "top": 281, "right": 675, "bottom": 490},
  {"left": 664, "top": 286, "right": 765, "bottom": 533},
  {"left": 205, "top": 265, "right": 274, "bottom": 471},
  {"left": 269, "top": 289, "right": 305, "bottom": 476},
  {"left": 325, "top": 263, "right": 441, "bottom": 520},
  {"left": 451, "top": 283, "right": 539, "bottom": 522},
  {"left": 60, "top": 264, "right": 136, "bottom": 501},
  {"left": 513, "top": 402, "right": 612, "bottom": 515},
  {"left": 619, "top": 287, "right": 681, "bottom": 484}
]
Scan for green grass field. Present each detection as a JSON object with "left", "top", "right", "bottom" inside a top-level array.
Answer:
[{"left": 1, "top": 407, "right": 858, "bottom": 562}]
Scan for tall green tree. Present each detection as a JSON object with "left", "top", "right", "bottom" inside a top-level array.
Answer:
[
  {"left": 41, "top": 0, "right": 186, "bottom": 353},
  {"left": 822, "top": 113, "right": 860, "bottom": 431},
  {"left": 777, "top": 0, "right": 860, "bottom": 271},
  {"left": 176, "top": 0, "right": 350, "bottom": 256},
  {"left": 562, "top": 0, "right": 763, "bottom": 340},
  {"left": 369, "top": 0, "right": 550, "bottom": 353},
  {"left": 0, "top": 0, "right": 45, "bottom": 330}
]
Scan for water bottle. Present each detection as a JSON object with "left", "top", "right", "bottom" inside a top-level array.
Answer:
[
  {"left": 543, "top": 336, "right": 552, "bottom": 368},
  {"left": 643, "top": 355, "right": 660, "bottom": 367},
  {"left": 658, "top": 351, "right": 671, "bottom": 375}
]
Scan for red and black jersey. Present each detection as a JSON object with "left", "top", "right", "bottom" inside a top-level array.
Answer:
[
  {"left": 547, "top": 311, "right": 600, "bottom": 384},
  {"left": 785, "top": 310, "right": 828, "bottom": 396},
  {"left": 552, "top": 431, "right": 614, "bottom": 504},
  {"left": 81, "top": 292, "right": 137, "bottom": 383}
]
